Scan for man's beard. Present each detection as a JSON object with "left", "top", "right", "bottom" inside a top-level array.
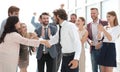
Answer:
[
  {"left": 42, "top": 22, "right": 49, "bottom": 26},
  {"left": 55, "top": 18, "right": 59, "bottom": 25},
  {"left": 92, "top": 16, "right": 97, "bottom": 21}
]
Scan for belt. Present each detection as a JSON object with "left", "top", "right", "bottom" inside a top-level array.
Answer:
[
  {"left": 42, "top": 51, "right": 48, "bottom": 54},
  {"left": 62, "top": 52, "right": 75, "bottom": 56}
]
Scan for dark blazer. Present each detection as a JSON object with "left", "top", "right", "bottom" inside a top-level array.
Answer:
[
  {"left": 35, "top": 24, "right": 57, "bottom": 60},
  {"left": 87, "top": 19, "right": 108, "bottom": 40}
]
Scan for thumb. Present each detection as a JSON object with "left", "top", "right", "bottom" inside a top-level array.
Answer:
[{"left": 68, "top": 61, "right": 72, "bottom": 66}]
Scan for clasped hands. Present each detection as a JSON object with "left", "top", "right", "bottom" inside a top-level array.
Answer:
[
  {"left": 29, "top": 33, "right": 51, "bottom": 48},
  {"left": 40, "top": 39, "right": 51, "bottom": 48}
]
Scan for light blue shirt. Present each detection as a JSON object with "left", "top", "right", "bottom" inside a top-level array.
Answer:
[
  {"left": 0, "top": 19, "right": 6, "bottom": 37},
  {"left": 31, "top": 16, "right": 41, "bottom": 29}
]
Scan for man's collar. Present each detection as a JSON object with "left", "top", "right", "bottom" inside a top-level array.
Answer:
[
  {"left": 42, "top": 24, "right": 49, "bottom": 28},
  {"left": 60, "top": 20, "right": 66, "bottom": 27}
]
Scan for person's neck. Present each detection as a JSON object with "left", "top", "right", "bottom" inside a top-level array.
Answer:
[
  {"left": 109, "top": 22, "right": 114, "bottom": 27},
  {"left": 59, "top": 19, "right": 64, "bottom": 25},
  {"left": 42, "top": 24, "right": 48, "bottom": 27},
  {"left": 79, "top": 26, "right": 84, "bottom": 31},
  {"left": 93, "top": 18, "right": 98, "bottom": 23}
]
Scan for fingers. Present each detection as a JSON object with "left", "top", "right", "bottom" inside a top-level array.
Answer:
[
  {"left": 68, "top": 61, "right": 72, "bottom": 66},
  {"left": 40, "top": 40, "right": 51, "bottom": 48},
  {"left": 68, "top": 60, "right": 78, "bottom": 69}
]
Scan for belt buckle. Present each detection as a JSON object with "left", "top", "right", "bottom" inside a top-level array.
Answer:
[{"left": 43, "top": 51, "right": 48, "bottom": 54}]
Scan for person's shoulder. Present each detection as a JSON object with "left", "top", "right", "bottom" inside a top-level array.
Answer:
[
  {"left": 67, "top": 21, "right": 74, "bottom": 26},
  {"left": 7, "top": 32, "right": 21, "bottom": 38},
  {"left": 87, "top": 22, "right": 92, "bottom": 25},
  {"left": 99, "top": 19, "right": 107, "bottom": 22},
  {"left": 1, "top": 19, "right": 7, "bottom": 25},
  {"left": 49, "top": 23, "right": 57, "bottom": 28},
  {"left": 10, "top": 32, "right": 20, "bottom": 36},
  {"left": 35, "top": 25, "right": 42, "bottom": 30}
]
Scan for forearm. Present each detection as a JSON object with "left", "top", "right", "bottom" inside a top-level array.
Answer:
[{"left": 103, "top": 30, "right": 112, "bottom": 41}]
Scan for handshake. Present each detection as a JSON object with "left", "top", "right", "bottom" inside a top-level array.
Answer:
[
  {"left": 28, "top": 32, "right": 52, "bottom": 48},
  {"left": 40, "top": 38, "right": 51, "bottom": 48}
]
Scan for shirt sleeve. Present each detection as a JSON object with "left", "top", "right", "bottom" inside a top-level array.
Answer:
[
  {"left": 69, "top": 24, "right": 82, "bottom": 60},
  {"left": 12, "top": 32, "right": 40, "bottom": 47},
  {"left": 111, "top": 26, "right": 120, "bottom": 41},
  {"left": 31, "top": 16, "right": 40, "bottom": 29}
]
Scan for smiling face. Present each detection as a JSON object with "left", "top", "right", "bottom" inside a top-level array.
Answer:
[
  {"left": 41, "top": 15, "right": 49, "bottom": 26},
  {"left": 107, "top": 14, "right": 115, "bottom": 24},
  {"left": 70, "top": 15, "right": 77, "bottom": 23},
  {"left": 20, "top": 23, "right": 27, "bottom": 34},
  {"left": 75, "top": 17, "right": 85, "bottom": 28},
  {"left": 91, "top": 9, "right": 99, "bottom": 21},
  {"left": 106, "top": 11, "right": 118, "bottom": 26}
]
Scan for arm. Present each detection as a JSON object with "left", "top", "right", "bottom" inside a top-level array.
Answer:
[
  {"left": 98, "top": 24, "right": 112, "bottom": 41},
  {"left": 81, "top": 30, "right": 88, "bottom": 44},
  {"left": 68, "top": 25, "right": 82, "bottom": 69},
  {"left": 70, "top": 25, "right": 82, "bottom": 60},
  {"left": 13, "top": 32, "right": 44, "bottom": 47},
  {"left": 103, "top": 29, "right": 112, "bottom": 41},
  {"left": 31, "top": 16, "right": 40, "bottom": 29},
  {"left": 48, "top": 25, "right": 59, "bottom": 45}
]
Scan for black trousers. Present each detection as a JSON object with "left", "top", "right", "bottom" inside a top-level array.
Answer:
[
  {"left": 56, "top": 43, "right": 62, "bottom": 71},
  {"left": 61, "top": 54, "right": 79, "bottom": 72},
  {"left": 37, "top": 53, "right": 56, "bottom": 72}
]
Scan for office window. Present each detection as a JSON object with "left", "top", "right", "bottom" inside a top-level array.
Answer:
[
  {"left": 76, "top": 0, "right": 86, "bottom": 7},
  {"left": 76, "top": 7, "right": 86, "bottom": 18},
  {"left": 101, "top": 0, "right": 119, "bottom": 20},
  {"left": 68, "top": 0, "right": 75, "bottom": 10}
]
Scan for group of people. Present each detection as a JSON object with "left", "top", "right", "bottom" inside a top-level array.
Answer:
[{"left": 0, "top": 5, "right": 120, "bottom": 72}]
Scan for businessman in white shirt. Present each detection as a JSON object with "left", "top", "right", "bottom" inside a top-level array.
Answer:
[{"left": 46, "top": 9, "right": 81, "bottom": 72}]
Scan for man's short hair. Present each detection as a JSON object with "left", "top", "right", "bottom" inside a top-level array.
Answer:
[
  {"left": 53, "top": 9, "right": 68, "bottom": 20},
  {"left": 8, "top": 6, "right": 20, "bottom": 16},
  {"left": 90, "top": 8, "right": 98, "bottom": 11}
]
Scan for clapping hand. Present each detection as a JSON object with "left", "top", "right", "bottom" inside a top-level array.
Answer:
[{"left": 98, "top": 24, "right": 104, "bottom": 32}]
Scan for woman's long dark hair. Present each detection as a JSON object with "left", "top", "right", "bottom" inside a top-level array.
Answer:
[{"left": 0, "top": 16, "right": 19, "bottom": 43}]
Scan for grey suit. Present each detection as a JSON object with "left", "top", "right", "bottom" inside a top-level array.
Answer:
[{"left": 35, "top": 24, "right": 57, "bottom": 72}]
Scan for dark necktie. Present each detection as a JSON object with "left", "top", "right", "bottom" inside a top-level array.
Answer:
[
  {"left": 43, "top": 27, "right": 48, "bottom": 53},
  {"left": 58, "top": 25, "right": 62, "bottom": 43},
  {"left": 44, "top": 28, "right": 48, "bottom": 39}
]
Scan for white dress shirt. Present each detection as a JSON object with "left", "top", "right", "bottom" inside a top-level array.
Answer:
[
  {"left": 91, "top": 20, "right": 99, "bottom": 46},
  {"left": 49, "top": 20, "right": 81, "bottom": 60}
]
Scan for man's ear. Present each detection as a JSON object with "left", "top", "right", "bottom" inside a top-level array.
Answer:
[
  {"left": 9, "top": 13, "right": 12, "bottom": 16},
  {"left": 57, "top": 15, "right": 59, "bottom": 19},
  {"left": 57, "top": 15, "right": 60, "bottom": 20}
]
